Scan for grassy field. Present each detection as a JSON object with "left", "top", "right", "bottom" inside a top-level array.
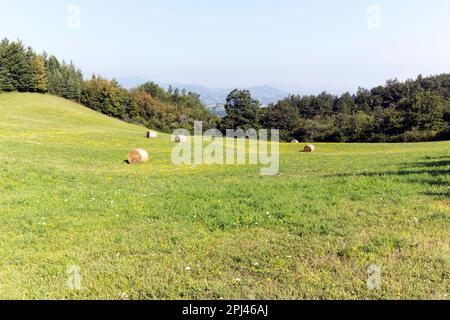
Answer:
[{"left": 0, "top": 92, "right": 448, "bottom": 300}]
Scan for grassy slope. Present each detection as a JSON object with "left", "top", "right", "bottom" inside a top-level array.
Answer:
[{"left": 0, "top": 92, "right": 448, "bottom": 300}]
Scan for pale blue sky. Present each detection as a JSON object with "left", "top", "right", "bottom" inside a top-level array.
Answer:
[{"left": 1, "top": 0, "right": 449, "bottom": 93}]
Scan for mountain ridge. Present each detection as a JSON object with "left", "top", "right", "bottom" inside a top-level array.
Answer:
[{"left": 116, "top": 77, "right": 289, "bottom": 107}]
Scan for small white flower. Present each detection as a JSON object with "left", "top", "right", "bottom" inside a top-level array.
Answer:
[
  {"left": 185, "top": 267, "right": 191, "bottom": 271},
  {"left": 119, "top": 292, "right": 128, "bottom": 299}
]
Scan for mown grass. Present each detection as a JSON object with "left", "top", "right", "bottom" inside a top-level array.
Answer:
[{"left": 0, "top": 92, "right": 448, "bottom": 300}]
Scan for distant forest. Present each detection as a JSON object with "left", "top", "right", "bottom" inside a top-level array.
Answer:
[{"left": 1, "top": 39, "right": 449, "bottom": 142}]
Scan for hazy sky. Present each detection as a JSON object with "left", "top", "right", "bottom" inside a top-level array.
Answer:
[{"left": 1, "top": 0, "right": 449, "bottom": 94}]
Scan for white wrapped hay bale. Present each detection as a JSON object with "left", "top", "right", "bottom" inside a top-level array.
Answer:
[
  {"left": 146, "top": 131, "right": 158, "bottom": 139},
  {"left": 174, "top": 135, "right": 187, "bottom": 142},
  {"left": 304, "top": 145, "right": 316, "bottom": 153},
  {"left": 127, "top": 149, "right": 149, "bottom": 164}
]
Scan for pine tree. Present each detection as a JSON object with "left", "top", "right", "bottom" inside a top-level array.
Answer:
[
  {"left": 0, "top": 39, "right": 15, "bottom": 91},
  {"left": 20, "top": 47, "right": 36, "bottom": 91},
  {"left": 61, "top": 61, "right": 82, "bottom": 101},
  {"left": 47, "top": 55, "right": 64, "bottom": 96},
  {"left": 0, "top": 41, "right": 34, "bottom": 91}
]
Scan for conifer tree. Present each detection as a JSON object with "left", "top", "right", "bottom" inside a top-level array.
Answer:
[
  {"left": 0, "top": 39, "right": 15, "bottom": 91},
  {"left": 46, "top": 55, "right": 65, "bottom": 96}
]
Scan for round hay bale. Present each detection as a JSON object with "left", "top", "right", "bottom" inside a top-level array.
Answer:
[
  {"left": 174, "top": 135, "right": 187, "bottom": 142},
  {"left": 291, "top": 139, "right": 299, "bottom": 144},
  {"left": 304, "top": 145, "right": 316, "bottom": 153},
  {"left": 127, "top": 149, "right": 149, "bottom": 164},
  {"left": 146, "top": 131, "right": 158, "bottom": 139}
]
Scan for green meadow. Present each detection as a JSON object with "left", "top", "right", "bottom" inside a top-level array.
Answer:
[{"left": 0, "top": 92, "right": 448, "bottom": 300}]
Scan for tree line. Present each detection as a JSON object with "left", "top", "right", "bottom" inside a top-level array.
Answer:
[
  {"left": 1, "top": 38, "right": 449, "bottom": 142},
  {"left": 0, "top": 39, "right": 218, "bottom": 133},
  {"left": 223, "top": 76, "right": 450, "bottom": 142}
]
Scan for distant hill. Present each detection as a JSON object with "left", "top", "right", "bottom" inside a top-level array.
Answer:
[
  {"left": 117, "top": 78, "right": 289, "bottom": 112},
  {"left": 158, "top": 83, "right": 289, "bottom": 107}
]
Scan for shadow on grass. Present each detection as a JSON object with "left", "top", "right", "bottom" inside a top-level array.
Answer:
[
  {"left": 329, "top": 168, "right": 450, "bottom": 178},
  {"left": 423, "top": 191, "right": 450, "bottom": 197},
  {"left": 328, "top": 156, "right": 449, "bottom": 199},
  {"left": 411, "top": 160, "right": 450, "bottom": 168}
]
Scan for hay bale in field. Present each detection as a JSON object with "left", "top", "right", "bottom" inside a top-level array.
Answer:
[
  {"left": 304, "top": 144, "right": 316, "bottom": 153},
  {"left": 146, "top": 130, "right": 158, "bottom": 139},
  {"left": 291, "top": 139, "right": 299, "bottom": 144},
  {"left": 174, "top": 135, "right": 187, "bottom": 142},
  {"left": 127, "top": 149, "right": 149, "bottom": 164}
]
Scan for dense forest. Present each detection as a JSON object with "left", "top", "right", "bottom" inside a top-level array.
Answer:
[
  {"left": 223, "top": 77, "right": 450, "bottom": 142},
  {"left": 1, "top": 39, "right": 449, "bottom": 142}
]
